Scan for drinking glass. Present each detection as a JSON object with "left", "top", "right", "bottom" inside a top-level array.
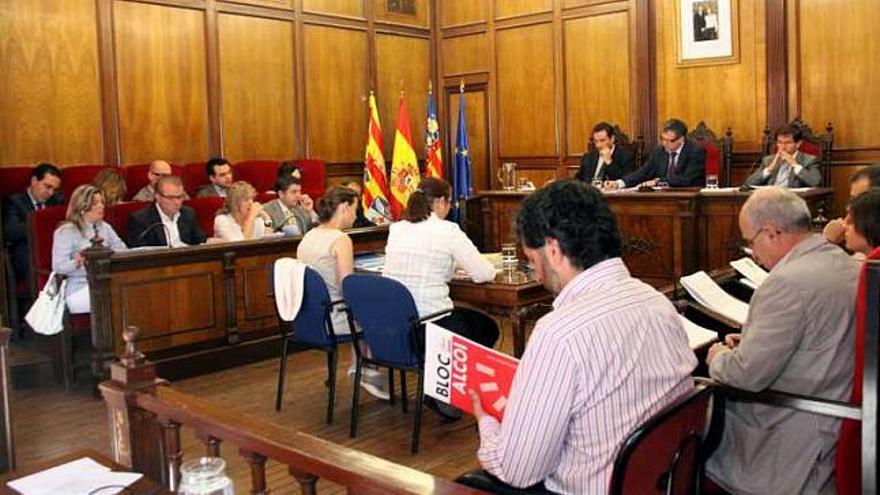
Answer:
[
  {"left": 705, "top": 174, "right": 719, "bottom": 189},
  {"left": 177, "top": 457, "right": 234, "bottom": 495}
]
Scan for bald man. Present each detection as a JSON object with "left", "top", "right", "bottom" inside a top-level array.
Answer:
[{"left": 132, "top": 160, "right": 189, "bottom": 202}]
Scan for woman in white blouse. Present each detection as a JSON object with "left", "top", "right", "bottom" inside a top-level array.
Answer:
[
  {"left": 52, "top": 184, "right": 128, "bottom": 313},
  {"left": 213, "top": 181, "right": 272, "bottom": 241},
  {"left": 384, "top": 177, "right": 499, "bottom": 348}
]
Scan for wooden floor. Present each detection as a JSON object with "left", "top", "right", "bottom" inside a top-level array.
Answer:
[{"left": 10, "top": 324, "right": 524, "bottom": 493}]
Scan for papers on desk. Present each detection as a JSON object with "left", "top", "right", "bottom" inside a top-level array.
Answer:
[
  {"left": 680, "top": 315, "right": 719, "bottom": 349},
  {"left": 7, "top": 457, "right": 142, "bottom": 495},
  {"left": 699, "top": 187, "right": 740, "bottom": 194},
  {"left": 680, "top": 271, "right": 750, "bottom": 325},
  {"left": 353, "top": 253, "right": 386, "bottom": 273},
  {"left": 730, "top": 257, "right": 768, "bottom": 288}
]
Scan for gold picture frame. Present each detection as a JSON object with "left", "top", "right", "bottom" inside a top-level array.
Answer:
[{"left": 675, "top": 0, "right": 740, "bottom": 67}]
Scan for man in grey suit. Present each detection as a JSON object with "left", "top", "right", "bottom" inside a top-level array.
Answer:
[
  {"left": 704, "top": 187, "right": 859, "bottom": 494},
  {"left": 744, "top": 125, "right": 822, "bottom": 188},
  {"left": 262, "top": 174, "right": 317, "bottom": 236}
]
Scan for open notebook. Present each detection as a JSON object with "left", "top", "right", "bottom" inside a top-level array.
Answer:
[{"left": 680, "top": 271, "right": 749, "bottom": 325}]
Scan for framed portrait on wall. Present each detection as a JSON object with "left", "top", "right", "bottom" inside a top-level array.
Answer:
[{"left": 676, "top": 0, "right": 739, "bottom": 67}]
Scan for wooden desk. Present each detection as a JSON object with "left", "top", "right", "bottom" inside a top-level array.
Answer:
[
  {"left": 0, "top": 449, "right": 169, "bottom": 494},
  {"left": 83, "top": 227, "right": 389, "bottom": 383},
  {"left": 469, "top": 188, "right": 832, "bottom": 287},
  {"left": 450, "top": 270, "right": 553, "bottom": 358}
]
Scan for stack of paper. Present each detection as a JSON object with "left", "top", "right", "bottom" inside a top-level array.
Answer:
[
  {"left": 699, "top": 187, "right": 740, "bottom": 194},
  {"left": 680, "top": 315, "right": 719, "bottom": 349},
  {"left": 353, "top": 253, "right": 386, "bottom": 273},
  {"left": 730, "top": 257, "right": 768, "bottom": 288},
  {"left": 7, "top": 457, "right": 142, "bottom": 495},
  {"left": 680, "top": 271, "right": 749, "bottom": 325}
]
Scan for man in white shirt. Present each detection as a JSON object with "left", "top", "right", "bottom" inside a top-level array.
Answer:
[
  {"left": 743, "top": 125, "right": 822, "bottom": 188},
  {"left": 127, "top": 176, "right": 206, "bottom": 247}
]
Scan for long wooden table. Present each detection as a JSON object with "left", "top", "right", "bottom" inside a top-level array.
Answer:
[
  {"left": 469, "top": 188, "right": 832, "bottom": 287},
  {"left": 83, "top": 227, "right": 388, "bottom": 383}
]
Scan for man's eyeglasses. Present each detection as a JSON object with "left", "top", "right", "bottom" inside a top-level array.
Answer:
[
  {"left": 158, "top": 192, "right": 185, "bottom": 200},
  {"left": 745, "top": 228, "right": 766, "bottom": 247}
]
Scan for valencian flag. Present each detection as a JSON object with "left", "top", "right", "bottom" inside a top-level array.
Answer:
[
  {"left": 363, "top": 92, "right": 392, "bottom": 224},
  {"left": 389, "top": 90, "right": 421, "bottom": 220},
  {"left": 450, "top": 82, "right": 472, "bottom": 223},
  {"left": 424, "top": 81, "right": 444, "bottom": 179}
]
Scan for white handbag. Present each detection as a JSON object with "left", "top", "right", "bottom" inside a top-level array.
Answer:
[{"left": 24, "top": 272, "right": 68, "bottom": 336}]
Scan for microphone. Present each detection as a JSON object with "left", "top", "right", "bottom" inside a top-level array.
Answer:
[
  {"left": 738, "top": 155, "right": 765, "bottom": 192},
  {"left": 135, "top": 221, "right": 172, "bottom": 247}
]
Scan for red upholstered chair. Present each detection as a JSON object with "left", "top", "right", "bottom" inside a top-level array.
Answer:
[
  {"left": 121, "top": 163, "right": 185, "bottom": 200},
  {"left": 234, "top": 160, "right": 280, "bottom": 193},
  {"left": 762, "top": 118, "right": 834, "bottom": 186},
  {"left": 294, "top": 159, "right": 326, "bottom": 200},
  {"left": 608, "top": 384, "right": 714, "bottom": 495},
  {"left": 256, "top": 191, "right": 277, "bottom": 204},
  {"left": 688, "top": 122, "right": 734, "bottom": 187},
  {"left": 0, "top": 167, "right": 36, "bottom": 201},
  {"left": 107, "top": 201, "right": 150, "bottom": 242},
  {"left": 184, "top": 197, "right": 224, "bottom": 238},
  {"left": 59, "top": 165, "right": 108, "bottom": 200},
  {"left": 182, "top": 162, "right": 208, "bottom": 198}
]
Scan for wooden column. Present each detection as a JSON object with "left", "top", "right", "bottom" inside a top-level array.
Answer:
[
  {"left": 84, "top": 236, "right": 115, "bottom": 384},
  {"left": 98, "top": 326, "right": 164, "bottom": 483}
]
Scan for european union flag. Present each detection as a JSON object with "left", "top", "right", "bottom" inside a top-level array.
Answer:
[{"left": 451, "top": 86, "right": 471, "bottom": 223}]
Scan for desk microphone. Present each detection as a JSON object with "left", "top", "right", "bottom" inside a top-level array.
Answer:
[
  {"left": 738, "top": 156, "right": 764, "bottom": 192},
  {"left": 135, "top": 221, "right": 172, "bottom": 247}
]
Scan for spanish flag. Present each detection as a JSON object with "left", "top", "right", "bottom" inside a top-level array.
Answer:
[
  {"left": 363, "top": 92, "right": 392, "bottom": 224},
  {"left": 389, "top": 91, "right": 421, "bottom": 220}
]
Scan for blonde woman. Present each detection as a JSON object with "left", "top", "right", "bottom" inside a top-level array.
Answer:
[
  {"left": 213, "top": 181, "right": 272, "bottom": 241},
  {"left": 52, "top": 184, "right": 127, "bottom": 313},
  {"left": 91, "top": 167, "right": 127, "bottom": 206}
]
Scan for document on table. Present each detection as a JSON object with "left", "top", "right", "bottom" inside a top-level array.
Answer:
[
  {"left": 680, "top": 270, "right": 749, "bottom": 325},
  {"left": 730, "top": 257, "right": 769, "bottom": 288},
  {"left": 680, "top": 315, "right": 719, "bottom": 349},
  {"left": 699, "top": 187, "right": 740, "bottom": 194},
  {"left": 6, "top": 457, "right": 142, "bottom": 495},
  {"left": 353, "top": 253, "right": 386, "bottom": 273}
]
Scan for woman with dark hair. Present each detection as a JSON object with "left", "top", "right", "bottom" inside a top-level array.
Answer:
[
  {"left": 297, "top": 186, "right": 388, "bottom": 399},
  {"left": 383, "top": 178, "right": 498, "bottom": 418},
  {"left": 52, "top": 184, "right": 128, "bottom": 313},
  {"left": 845, "top": 189, "right": 880, "bottom": 258}
]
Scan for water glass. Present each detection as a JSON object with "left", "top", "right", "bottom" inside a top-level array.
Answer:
[
  {"left": 500, "top": 243, "right": 518, "bottom": 272},
  {"left": 177, "top": 457, "right": 234, "bottom": 495},
  {"left": 705, "top": 174, "right": 719, "bottom": 189},
  {"left": 591, "top": 179, "right": 603, "bottom": 190}
]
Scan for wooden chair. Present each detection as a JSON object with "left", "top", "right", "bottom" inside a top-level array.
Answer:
[
  {"left": 762, "top": 118, "right": 834, "bottom": 186},
  {"left": 688, "top": 122, "right": 734, "bottom": 187}
]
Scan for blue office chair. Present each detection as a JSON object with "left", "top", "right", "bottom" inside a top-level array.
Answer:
[
  {"left": 270, "top": 259, "right": 353, "bottom": 424},
  {"left": 342, "top": 273, "right": 452, "bottom": 454}
]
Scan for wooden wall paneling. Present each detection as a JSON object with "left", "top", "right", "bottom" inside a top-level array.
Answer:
[
  {"left": 373, "top": 0, "right": 429, "bottom": 28},
  {"left": 447, "top": 87, "right": 489, "bottom": 192},
  {"left": 302, "top": 25, "right": 368, "bottom": 162},
  {"left": 205, "top": 0, "right": 222, "bottom": 157},
  {"left": 655, "top": 0, "right": 766, "bottom": 151},
  {"left": 0, "top": 0, "right": 104, "bottom": 166},
  {"left": 495, "top": 23, "right": 557, "bottom": 157},
  {"left": 441, "top": 34, "right": 488, "bottom": 76},
  {"left": 440, "top": 0, "right": 486, "bottom": 28},
  {"left": 222, "top": 0, "right": 294, "bottom": 9},
  {"left": 632, "top": 0, "right": 656, "bottom": 145},
  {"left": 765, "top": 0, "right": 787, "bottom": 131},
  {"left": 376, "top": 34, "right": 431, "bottom": 160},
  {"left": 302, "top": 0, "right": 364, "bottom": 18},
  {"left": 563, "top": 12, "right": 632, "bottom": 158},
  {"left": 114, "top": 1, "right": 210, "bottom": 164},
  {"left": 795, "top": 0, "right": 880, "bottom": 150},
  {"left": 512, "top": 167, "right": 557, "bottom": 188},
  {"left": 293, "top": 0, "right": 307, "bottom": 156},
  {"left": 217, "top": 14, "right": 296, "bottom": 162},
  {"left": 97, "top": 0, "right": 121, "bottom": 166},
  {"left": 495, "top": 0, "right": 553, "bottom": 20}
]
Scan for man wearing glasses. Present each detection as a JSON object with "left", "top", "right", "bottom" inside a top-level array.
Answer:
[
  {"left": 703, "top": 187, "right": 858, "bottom": 494},
  {"left": 126, "top": 175, "right": 205, "bottom": 248},
  {"left": 604, "top": 118, "right": 706, "bottom": 189},
  {"left": 132, "top": 160, "right": 189, "bottom": 202}
]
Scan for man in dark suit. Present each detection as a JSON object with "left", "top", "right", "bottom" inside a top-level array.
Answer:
[
  {"left": 127, "top": 175, "right": 206, "bottom": 247},
  {"left": 575, "top": 122, "right": 636, "bottom": 183},
  {"left": 606, "top": 118, "right": 706, "bottom": 189},
  {"left": 3, "top": 163, "right": 63, "bottom": 288},
  {"left": 195, "top": 157, "right": 233, "bottom": 198}
]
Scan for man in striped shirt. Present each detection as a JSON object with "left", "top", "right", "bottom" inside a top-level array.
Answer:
[{"left": 467, "top": 180, "right": 697, "bottom": 494}]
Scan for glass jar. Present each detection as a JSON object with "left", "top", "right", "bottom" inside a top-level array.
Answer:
[{"left": 177, "top": 457, "right": 234, "bottom": 495}]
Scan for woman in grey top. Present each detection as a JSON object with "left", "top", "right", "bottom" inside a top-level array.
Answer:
[
  {"left": 297, "top": 186, "right": 388, "bottom": 400},
  {"left": 52, "top": 184, "right": 127, "bottom": 314}
]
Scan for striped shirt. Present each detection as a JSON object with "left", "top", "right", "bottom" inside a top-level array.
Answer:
[{"left": 476, "top": 258, "right": 697, "bottom": 494}]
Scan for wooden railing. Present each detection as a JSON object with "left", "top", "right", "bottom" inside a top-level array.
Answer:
[{"left": 100, "top": 326, "right": 485, "bottom": 494}]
